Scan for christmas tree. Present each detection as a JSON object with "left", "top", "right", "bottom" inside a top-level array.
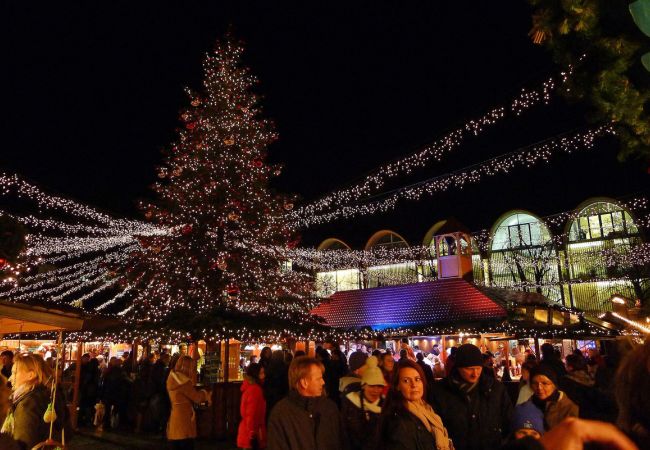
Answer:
[{"left": 121, "top": 36, "right": 314, "bottom": 326}]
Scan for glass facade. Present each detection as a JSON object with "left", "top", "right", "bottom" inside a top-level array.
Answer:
[{"left": 314, "top": 200, "right": 648, "bottom": 315}]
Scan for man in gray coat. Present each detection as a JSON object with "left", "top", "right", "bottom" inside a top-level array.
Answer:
[{"left": 268, "top": 356, "right": 344, "bottom": 450}]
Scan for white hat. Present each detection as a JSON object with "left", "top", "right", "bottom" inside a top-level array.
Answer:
[{"left": 361, "top": 356, "right": 386, "bottom": 386}]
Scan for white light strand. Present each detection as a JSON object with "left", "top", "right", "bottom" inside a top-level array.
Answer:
[
  {"left": 95, "top": 285, "right": 134, "bottom": 312},
  {"left": 296, "top": 125, "right": 614, "bottom": 227},
  {"left": 292, "top": 73, "right": 563, "bottom": 220}
]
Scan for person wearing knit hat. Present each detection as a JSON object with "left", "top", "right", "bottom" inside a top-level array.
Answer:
[
  {"left": 340, "top": 356, "right": 385, "bottom": 450},
  {"left": 510, "top": 400, "right": 544, "bottom": 440},
  {"left": 428, "top": 343, "right": 514, "bottom": 450},
  {"left": 530, "top": 364, "right": 578, "bottom": 431},
  {"left": 338, "top": 350, "right": 368, "bottom": 394}
]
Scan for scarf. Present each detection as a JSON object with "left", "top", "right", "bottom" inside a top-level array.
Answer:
[
  {"left": 406, "top": 400, "right": 453, "bottom": 450},
  {"left": 1, "top": 383, "right": 36, "bottom": 436},
  {"left": 531, "top": 388, "right": 560, "bottom": 412}
]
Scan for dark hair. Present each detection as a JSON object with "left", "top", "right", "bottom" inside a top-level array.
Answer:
[
  {"left": 541, "top": 343, "right": 554, "bottom": 358},
  {"left": 416, "top": 352, "right": 424, "bottom": 361},
  {"left": 246, "top": 362, "right": 263, "bottom": 384},
  {"left": 260, "top": 346, "right": 272, "bottom": 360},
  {"left": 315, "top": 346, "right": 330, "bottom": 361},
  {"left": 565, "top": 354, "right": 586, "bottom": 371},
  {"left": 401, "top": 338, "right": 409, "bottom": 344},
  {"left": 380, "top": 360, "right": 430, "bottom": 443},
  {"left": 372, "top": 349, "right": 382, "bottom": 358},
  {"left": 294, "top": 350, "right": 306, "bottom": 357},
  {"left": 1, "top": 350, "right": 14, "bottom": 359},
  {"left": 399, "top": 349, "right": 407, "bottom": 359}
]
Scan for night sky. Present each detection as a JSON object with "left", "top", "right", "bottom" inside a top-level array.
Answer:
[{"left": 3, "top": 2, "right": 648, "bottom": 248}]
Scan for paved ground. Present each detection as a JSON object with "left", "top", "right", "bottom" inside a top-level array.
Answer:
[{"left": 70, "top": 429, "right": 238, "bottom": 450}]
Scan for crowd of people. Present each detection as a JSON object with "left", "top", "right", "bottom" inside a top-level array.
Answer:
[{"left": 0, "top": 336, "right": 648, "bottom": 450}]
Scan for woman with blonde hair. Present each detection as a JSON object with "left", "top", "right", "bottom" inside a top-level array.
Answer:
[
  {"left": 1, "top": 353, "right": 50, "bottom": 450},
  {"left": 166, "top": 355, "right": 210, "bottom": 450}
]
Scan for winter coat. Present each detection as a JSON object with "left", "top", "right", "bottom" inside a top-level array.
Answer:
[
  {"left": 535, "top": 391, "right": 578, "bottom": 430},
  {"left": 558, "top": 370, "right": 602, "bottom": 420},
  {"left": 264, "top": 360, "right": 289, "bottom": 416},
  {"left": 379, "top": 409, "right": 437, "bottom": 450},
  {"left": 428, "top": 372, "right": 513, "bottom": 450},
  {"left": 165, "top": 370, "right": 209, "bottom": 441},
  {"left": 340, "top": 391, "right": 382, "bottom": 450},
  {"left": 237, "top": 379, "right": 267, "bottom": 449},
  {"left": 267, "top": 390, "right": 343, "bottom": 450},
  {"left": 7, "top": 384, "right": 50, "bottom": 450}
]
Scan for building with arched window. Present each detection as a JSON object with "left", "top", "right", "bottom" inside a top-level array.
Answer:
[
  {"left": 312, "top": 197, "right": 649, "bottom": 315},
  {"left": 364, "top": 230, "right": 418, "bottom": 289},
  {"left": 564, "top": 199, "right": 643, "bottom": 312},
  {"left": 488, "top": 211, "right": 561, "bottom": 303}
]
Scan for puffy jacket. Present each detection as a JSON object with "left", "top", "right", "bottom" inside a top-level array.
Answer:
[
  {"left": 165, "top": 370, "right": 209, "bottom": 440},
  {"left": 428, "top": 372, "right": 513, "bottom": 450},
  {"left": 237, "top": 379, "right": 267, "bottom": 449},
  {"left": 267, "top": 390, "right": 343, "bottom": 450},
  {"left": 379, "top": 409, "right": 437, "bottom": 450}
]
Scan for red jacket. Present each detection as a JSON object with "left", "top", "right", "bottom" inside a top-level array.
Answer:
[{"left": 237, "top": 379, "right": 267, "bottom": 449}]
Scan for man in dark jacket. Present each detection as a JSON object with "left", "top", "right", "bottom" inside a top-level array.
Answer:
[
  {"left": 268, "top": 356, "right": 344, "bottom": 450},
  {"left": 429, "top": 344, "right": 513, "bottom": 450}
]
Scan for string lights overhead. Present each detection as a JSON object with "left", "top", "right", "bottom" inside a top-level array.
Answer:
[{"left": 294, "top": 125, "right": 615, "bottom": 227}]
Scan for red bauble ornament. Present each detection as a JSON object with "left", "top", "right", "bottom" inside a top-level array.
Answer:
[
  {"left": 227, "top": 285, "right": 240, "bottom": 297},
  {"left": 0, "top": 258, "right": 7, "bottom": 267},
  {"left": 181, "top": 224, "right": 193, "bottom": 235},
  {"left": 252, "top": 159, "right": 263, "bottom": 168},
  {"left": 191, "top": 98, "right": 201, "bottom": 107},
  {"left": 283, "top": 202, "right": 294, "bottom": 211},
  {"left": 186, "top": 122, "right": 196, "bottom": 130}
]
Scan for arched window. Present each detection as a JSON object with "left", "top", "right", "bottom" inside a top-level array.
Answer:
[
  {"left": 565, "top": 200, "right": 642, "bottom": 313},
  {"left": 489, "top": 211, "right": 560, "bottom": 302},
  {"left": 365, "top": 230, "right": 415, "bottom": 288},
  {"left": 568, "top": 202, "right": 638, "bottom": 243},
  {"left": 491, "top": 213, "right": 552, "bottom": 251},
  {"left": 365, "top": 230, "right": 409, "bottom": 250}
]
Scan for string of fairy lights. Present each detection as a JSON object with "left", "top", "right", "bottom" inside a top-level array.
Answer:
[
  {"left": 293, "top": 125, "right": 616, "bottom": 227},
  {"left": 0, "top": 35, "right": 644, "bottom": 345},
  {"left": 290, "top": 71, "right": 566, "bottom": 221}
]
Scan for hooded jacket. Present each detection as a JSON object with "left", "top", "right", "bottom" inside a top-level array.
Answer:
[
  {"left": 267, "top": 390, "right": 343, "bottom": 450},
  {"left": 428, "top": 371, "right": 513, "bottom": 450},
  {"left": 237, "top": 378, "right": 267, "bottom": 449},
  {"left": 165, "top": 370, "right": 209, "bottom": 440}
]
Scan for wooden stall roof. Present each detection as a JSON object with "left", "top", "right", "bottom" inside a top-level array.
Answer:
[{"left": 0, "top": 300, "right": 119, "bottom": 334}]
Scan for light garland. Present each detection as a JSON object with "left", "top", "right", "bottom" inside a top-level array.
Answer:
[
  {"left": 292, "top": 72, "right": 565, "bottom": 220},
  {"left": 295, "top": 125, "right": 615, "bottom": 226}
]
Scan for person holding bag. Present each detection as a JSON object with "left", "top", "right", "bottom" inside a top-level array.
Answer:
[
  {"left": 237, "top": 363, "right": 267, "bottom": 449},
  {"left": 166, "top": 356, "right": 210, "bottom": 450}
]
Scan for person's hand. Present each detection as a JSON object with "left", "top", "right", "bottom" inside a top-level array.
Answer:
[{"left": 539, "top": 418, "right": 638, "bottom": 450}]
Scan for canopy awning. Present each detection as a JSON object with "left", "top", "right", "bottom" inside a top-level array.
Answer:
[{"left": 0, "top": 300, "right": 118, "bottom": 334}]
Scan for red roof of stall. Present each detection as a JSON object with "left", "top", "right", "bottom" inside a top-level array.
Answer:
[{"left": 311, "top": 278, "right": 508, "bottom": 330}]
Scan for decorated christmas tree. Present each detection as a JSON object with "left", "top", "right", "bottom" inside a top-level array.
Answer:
[{"left": 121, "top": 36, "right": 314, "bottom": 326}]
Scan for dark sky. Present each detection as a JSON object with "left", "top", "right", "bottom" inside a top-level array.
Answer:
[{"left": 3, "top": 2, "right": 648, "bottom": 248}]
